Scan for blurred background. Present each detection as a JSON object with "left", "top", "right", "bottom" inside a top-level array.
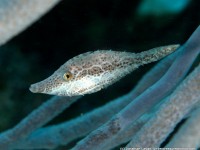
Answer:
[{"left": 0, "top": 0, "right": 199, "bottom": 140}]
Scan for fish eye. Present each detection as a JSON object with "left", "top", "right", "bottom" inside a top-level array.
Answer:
[{"left": 63, "top": 72, "right": 73, "bottom": 81}]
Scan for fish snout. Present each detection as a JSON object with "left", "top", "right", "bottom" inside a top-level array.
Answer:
[{"left": 29, "top": 82, "right": 45, "bottom": 93}]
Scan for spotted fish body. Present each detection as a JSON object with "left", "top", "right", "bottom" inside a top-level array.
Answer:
[{"left": 29, "top": 44, "right": 179, "bottom": 96}]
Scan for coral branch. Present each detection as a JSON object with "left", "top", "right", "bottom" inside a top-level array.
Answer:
[
  {"left": 127, "top": 63, "right": 200, "bottom": 147},
  {"left": 0, "top": 0, "right": 60, "bottom": 45},
  {"left": 103, "top": 113, "right": 151, "bottom": 150},
  {"left": 72, "top": 26, "right": 200, "bottom": 150},
  {"left": 0, "top": 96, "right": 80, "bottom": 149},
  {"left": 166, "top": 107, "right": 200, "bottom": 148}
]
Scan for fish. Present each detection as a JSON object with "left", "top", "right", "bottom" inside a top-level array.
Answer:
[{"left": 29, "top": 44, "right": 179, "bottom": 96}]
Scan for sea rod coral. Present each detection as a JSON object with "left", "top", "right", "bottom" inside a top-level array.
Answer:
[{"left": 0, "top": 0, "right": 61, "bottom": 46}]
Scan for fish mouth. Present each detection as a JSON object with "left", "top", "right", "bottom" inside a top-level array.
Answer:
[
  {"left": 29, "top": 84, "right": 37, "bottom": 93},
  {"left": 29, "top": 82, "right": 46, "bottom": 94}
]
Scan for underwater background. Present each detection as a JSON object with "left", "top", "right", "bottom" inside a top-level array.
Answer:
[{"left": 0, "top": 0, "right": 200, "bottom": 149}]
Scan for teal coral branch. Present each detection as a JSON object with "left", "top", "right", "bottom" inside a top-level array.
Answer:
[
  {"left": 128, "top": 60, "right": 200, "bottom": 147},
  {"left": 0, "top": 0, "right": 60, "bottom": 46},
  {"left": 167, "top": 107, "right": 200, "bottom": 147},
  {"left": 0, "top": 96, "right": 80, "bottom": 149}
]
